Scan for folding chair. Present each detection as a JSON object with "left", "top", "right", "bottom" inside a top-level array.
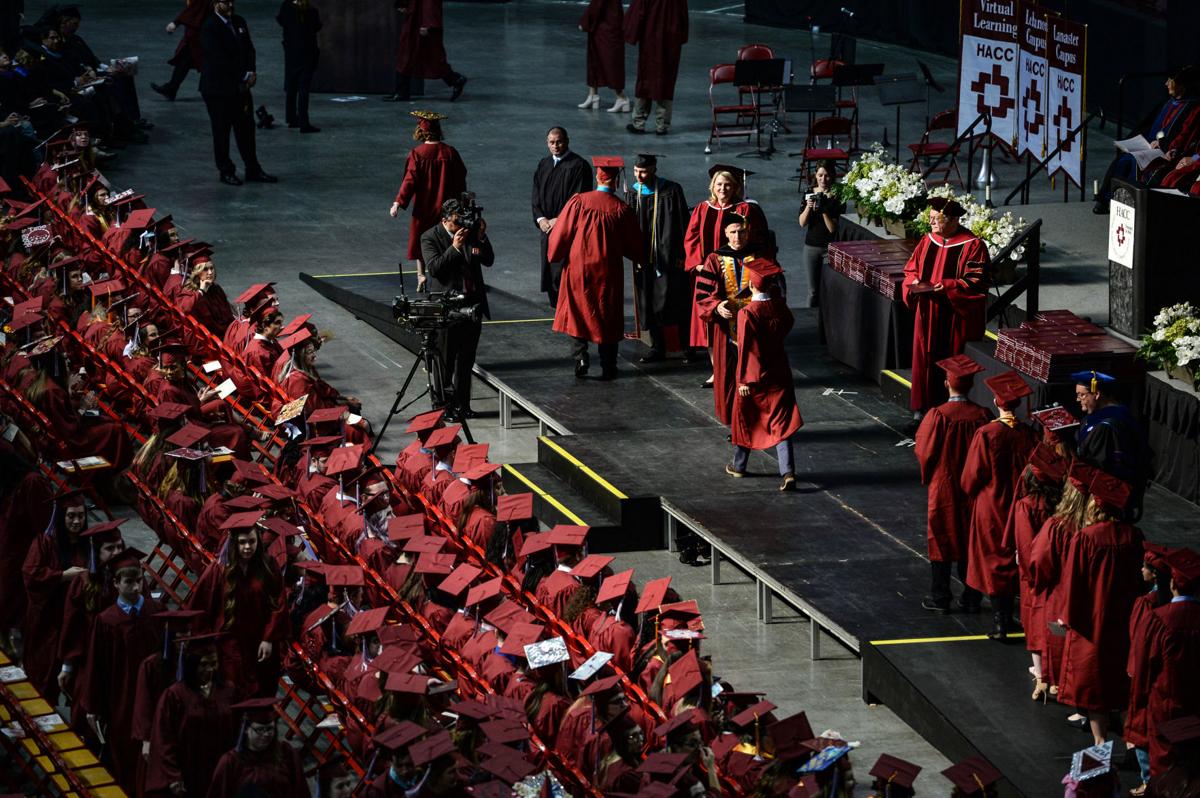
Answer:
[
  {"left": 706, "top": 63, "right": 758, "bottom": 153},
  {"left": 907, "top": 109, "right": 964, "bottom": 187},
  {"left": 737, "top": 43, "right": 789, "bottom": 131},
  {"left": 799, "top": 115, "right": 853, "bottom": 183}
]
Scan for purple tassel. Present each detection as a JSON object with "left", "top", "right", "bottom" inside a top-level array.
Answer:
[
  {"left": 218, "top": 535, "right": 231, "bottom": 566},
  {"left": 163, "top": 627, "right": 172, "bottom": 661},
  {"left": 88, "top": 540, "right": 97, "bottom": 574},
  {"left": 175, "top": 645, "right": 185, "bottom": 682},
  {"left": 235, "top": 716, "right": 248, "bottom": 752},
  {"left": 43, "top": 505, "right": 58, "bottom": 537},
  {"left": 364, "top": 750, "right": 380, "bottom": 782}
]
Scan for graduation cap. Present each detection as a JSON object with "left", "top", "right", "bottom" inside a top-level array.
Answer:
[
  {"left": 869, "top": 753, "right": 922, "bottom": 790},
  {"left": 384, "top": 672, "right": 429, "bottom": 695},
  {"left": 1071, "top": 370, "right": 1117, "bottom": 394},
  {"left": 324, "top": 444, "right": 365, "bottom": 479},
  {"left": 654, "top": 708, "right": 699, "bottom": 739},
  {"left": 410, "top": 730, "right": 457, "bottom": 768},
  {"left": 496, "top": 493, "right": 534, "bottom": 523},
  {"left": 480, "top": 717, "right": 530, "bottom": 746},
  {"left": 637, "top": 751, "right": 689, "bottom": 777},
  {"left": 667, "top": 649, "right": 703, "bottom": 697},
  {"left": 403, "top": 535, "right": 447, "bottom": 555},
  {"left": 415, "top": 551, "right": 456, "bottom": 576},
  {"left": 498, "top": 621, "right": 545, "bottom": 657},
  {"left": 231, "top": 697, "right": 283, "bottom": 724},
  {"left": 1165, "top": 547, "right": 1200, "bottom": 591},
  {"left": 324, "top": 564, "right": 365, "bottom": 587},
  {"left": 106, "top": 546, "right": 148, "bottom": 574},
  {"left": 936, "top": 354, "right": 985, "bottom": 388},
  {"left": 221, "top": 510, "right": 265, "bottom": 531},
  {"left": 344, "top": 606, "right": 389, "bottom": 638},
  {"left": 298, "top": 434, "right": 343, "bottom": 453},
  {"left": 6, "top": 309, "right": 44, "bottom": 335},
  {"left": 480, "top": 748, "right": 538, "bottom": 784},
  {"left": 307, "top": 406, "right": 348, "bottom": 427},
  {"left": 279, "top": 313, "right": 312, "bottom": 338},
  {"left": 1087, "top": 470, "right": 1132, "bottom": 513},
  {"left": 927, "top": 195, "right": 966, "bottom": 218},
  {"left": 462, "top": 462, "right": 501, "bottom": 482},
  {"left": 451, "top": 443, "right": 489, "bottom": 474},
  {"left": 730, "top": 699, "right": 777, "bottom": 730},
  {"left": 166, "top": 423, "right": 210, "bottom": 449},
  {"left": 357, "top": 671, "right": 384, "bottom": 703},
  {"left": 410, "top": 109, "right": 447, "bottom": 130},
  {"left": 634, "top": 153, "right": 661, "bottom": 168},
  {"left": 406, "top": 409, "right": 445, "bottom": 435},
  {"left": 483, "top": 600, "right": 536, "bottom": 634},
  {"left": 254, "top": 483, "right": 297, "bottom": 503},
  {"left": 231, "top": 458, "right": 273, "bottom": 485},
  {"left": 984, "top": 370, "right": 1032, "bottom": 409},
  {"left": 1067, "top": 461, "right": 1098, "bottom": 494},
  {"left": 568, "top": 651, "right": 613, "bottom": 682},
  {"left": 745, "top": 257, "right": 783, "bottom": 287},
  {"left": 278, "top": 327, "right": 313, "bottom": 352},
  {"left": 570, "top": 554, "right": 614, "bottom": 580},
  {"left": 122, "top": 208, "right": 157, "bottom": 231},
  {"left": 1027, "top": 442, "right": 1068, "bottom": 484},
  {"left": 436, "top": 563, "right": 482, "bottom": 598},
  {"left": 597, "top": 568, "right": 634, "bottom": 605},
  {"left": 518, "top": 532, "right": 553, "bottom": 559},
  {"left": 387, "top": 513, "right": 426, "bottom": 542},
  {"left": 941, "top": 755, "right": 1002, "bottom": 795},
  {"left": 425, "top": 425, "right": 461, "bottom": 449},
  {"left": 591, "top": 155, "right": 624, "bottom": 178},
  {"left": 546, "top": 524, "right": 589, "bottom": 549},
  {"left": 234, "top": 282, "right": 276, "bottom": 306},
  {"left": 80, "top": 518, "right": 126, "bottom": 545},
  {"left": 636, "top": 576, "right": 673, "bottom": 614},
  {"left": 1068, "top": 741, "right": 1113, "bottom": 783},
  {"left": 524, "top": 636, "right": 570, "bottom": 669},
  {"left": 465, "top": 576, "right": 505, "bottom": 608},
  {"left": 372, "top": 720, "right": 427, "bottom": 752}
]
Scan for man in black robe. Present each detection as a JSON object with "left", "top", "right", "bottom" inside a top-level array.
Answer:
[
  {"left": 628, "top": 153, "right": 688, "bottom": 361},
  {"left": 531, "top": 126, "right": 592, "bottom": 306}
]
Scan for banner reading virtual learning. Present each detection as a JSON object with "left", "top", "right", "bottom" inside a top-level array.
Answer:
[
  {"left": 1046, "top": 15, "right": 1086, "bottom": 185},
  {"left": 958, "top": 0, "right": 1020, "bottom": 145},
  {"left": 1017, "top": 2, "right": 1049, "bottom": 159}
]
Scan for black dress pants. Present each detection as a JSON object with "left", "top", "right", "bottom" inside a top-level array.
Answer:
[
  {"left": 571, "top": 337, "right": 616, "bottom": 369},
  {"left": 284, "top": 62, "right": 314, "bottom": 126},
  {"left": 203, "top": 91, "right": 259, "bottom": 176},
  {"left": 445, "top": 319, "right": 482, "bottom": 412}
]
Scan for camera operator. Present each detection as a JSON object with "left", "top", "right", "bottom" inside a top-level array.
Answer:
[
  {"left": 797, "top": 161, "right": 844, "bottom": 308},
  {"left": 420, "top": 195, "right": 494, "bottom": 420}
]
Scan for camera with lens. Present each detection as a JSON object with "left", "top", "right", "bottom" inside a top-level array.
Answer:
[
  {"left": 450, "top": 192, "right": 484, "bottom": 237},
  {"left": 393, "top": 289, "right": 482, "bottom": 331}
]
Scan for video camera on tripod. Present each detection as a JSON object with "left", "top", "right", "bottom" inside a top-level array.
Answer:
[{"left": 392, "top": 289, "right": 482, "bottom": 331}]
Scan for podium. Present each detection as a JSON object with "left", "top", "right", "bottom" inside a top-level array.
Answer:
[
  {"left": 310, "top": 0, "right": 397, "bottom": 94},
  {"left": 1107, "top": 180, "right": 1200, "bottom": 338}
]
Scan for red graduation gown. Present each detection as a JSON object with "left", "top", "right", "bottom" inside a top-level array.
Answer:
[
  {"left": 960, "top": 419, "right": 1037, "bottom": 596},
  {"left": 58, "top": 575, "right": 116, "bottom": 678},
  {"left": 169, "top": 0, "right": 210, "bottom": 69},
  {"left": 623, "top": 0, "right": 688, "bottom": 101},
  {"left": 35, "top": 377, "right": 133, "bottom": 471},
  {"left": 1058, "top": 520, "right": 1144, "bottom": 712},
  {"left": 175, "top": 283, "right": 235, "bottom": 340},
  {"left": 146, "top": 680, "right": 239, "bottom": 796},
  {"left": 1027, "top": 516, "right": 1075, "bottom": 685},
  {"left": 186, "top": 561, "right": 290, "bottom": 698},
  {"left": 461, "top": 505, "right": 495, "bottom": 549},
  {"left": 21, "top": 533, "right": 88, "bottom": 699},
  {"left": 393, "top": 141, "right": 468, "bottom": 261},
  {"left": 240, "top": 335, "right": 282, "bottom": 403},
  {"left": 1140, "top": 600, "right": 1200, "bottom": 775},
  {"left": 205, "top": 743, "right": 310, "bottom": 798},
  {"left": 731, "top": 296, "right": 803, "bottom": 449},
  {"left": 1124, "top": 589, "right": 1163, "bottom": 750},
  {"left": 586, "top": 613, "right": 637, "bottom": 675},
  {"left": 914, "top": 398, "right": 991, "bottom": 562},
  {"left": 581, "top": 0, "right": 624, "bottom": 91},
  {"left": 901, "top": 230, "right": 989, "bottom": 411},
  {"left": 549, "top": 189, "right": 643, "bottom": 345},
  {"left": 683, "top": 200, "right": 770, "bottom": 347},
  {"left": 0, "top": 468, "right": 53, "bottom": 629},
  {"left": 1003, "top": 493, "right": 1053, "bottom": 653},
  {"left": 79, "top": 597, "right": 165, "bottom": 790},
  {"left": 394, "top": 0, "right": 453, "bottom": 79},
  {"left": 535, "top": 569, "right": 581, "bottom": 618}
]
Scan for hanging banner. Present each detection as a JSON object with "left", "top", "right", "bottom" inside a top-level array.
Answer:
[
  {"left": 957, "top": 0, "right": 1020, "bottom": 145},
  {"left": 1017, "top": 2, "right": 1049, "bottom": 160},
  {"left": 1046, "top": 16, "right": 1086, "bottom": 186}
]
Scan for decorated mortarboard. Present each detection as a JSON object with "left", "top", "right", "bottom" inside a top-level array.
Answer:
[
  {"left": 868, "top": 748, "right": 921, "bottom": 787},
  {"left": 80, "top": 518, "right": 126, "bottom": 540},
  {"left": 498, "top": 622, "right": 544, "bottom": 656},
  {"left": 220, "top": 510, "right": 265, "bottom": 531},
  {"left": 1164, "top": 546, "right": 1200, "bottom": 588},
  {"left": 480, "top": 748, "right": 538, "bottom": 784},
  {"left": 1071, "top": 370, "right": 1117, "bottom": 393},
  {"left": 465, "top": 576, "right": 505, "bottom": 607},
  {"left": 372, "top": 720, "right": 426, "bottom": 751},
  {"left": 1030, "top": 404, "right": 1080, "bottom": 432},
  {"left": 278, "top": 313, "right": 312, "bottom": 338},
  {"left": 1087, "top": 470, "right": 1132, "bottom": 512},
  {"left": 667, "top": 649, "right": 703, "bottom": 697},
  {"left": 495, "top": 492, "right": 534, "bottom": 523},
  {"left": 425, "top": 424, "right": 462, "bottom": 449},
  {"left": 415, "top": 551, "right": 456, "bottom": 575},
  {"left": 230, "top": 697, "right": 281, "bottom": 722},
  {"left": 166, "top": 423, "right": 210, "bottom": 449},
  {"left": 122, "top": 208, "right": 157, "bottom": 230},
  {"left": 410, "top": 730, "right": 457, "bottom": 768},
  {"left": 1068, "top": 741, "right": 1113, "bottom": 782},
  {"left": 437, "top": 563, "right": 482, "bottom": 597},
  {"left": 403, "top": 535, "right": 448, "bottom": 555},
  {"left": 936, "top": 353, "right": 984, "bottom": 381},
  {"left": 278, "top": 327, "right": 313, "bottom": 351},
  {"left": 655, "top": 708, "right": 699, "bottom": 738},
  {"left": 730, "top": 699, "right": 777, "bottom": 729},
  {"left": 570, "top": 554, "right": 614, "bottom": 580},
  {"left": 234, "top": 282, "right": 276, "bottom": 305},
  {"left": 798, "top": 741, "right": 852, "bottom": 773},
  {"left": 406, "top": 409, "right": 445, "bottom": 434},
  {"left": 451, "top": 443, "right": 490, "bottom": 474},
  {"left": 568, "top": 651, "right": 614, "bottom": 682},
  {"left": 274, "top": 395, "right": 310, "bottom": 426},
  {"left": 324, "top": 444, "right": 365, "bottom": 478},
  {"left": 984, "top": 370, "right": 1032, "bottom": 406},
  {"left": 24, "top": 335, "right": 62, "bottom": 357},
  {"left": 518, "top": 533, "right": 553, "bottom": 558},
  {"left": 940, "top": 755, "right": 1002, "bottom": 794},
  {"left": 410, "top": 109, "right": 447, "bottom": 125},
  {"left": 345, "top": 606, "right": 390, "bottom": 637},
  {"left": 524, "top": 636, "right": 569, "bottom": 669},
  {"left": 636, "top": 576, "right": 672, "bottom": 613},
  {"left": 387, "top": 513, "right": 426, "bottom": 541},
  {"left": 596, "top": 568, "right": 634, "bottom": 604}
]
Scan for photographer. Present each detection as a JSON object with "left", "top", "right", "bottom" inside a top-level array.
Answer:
[
  {"left": 797, "top": 161, "right": 843, "bottom": 308},
  {"left": 420, "top": 195, "right": 494, "bottom": 420}
]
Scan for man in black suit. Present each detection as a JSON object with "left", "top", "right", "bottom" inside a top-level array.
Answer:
[
  {"left": 421, "top": 197, "right": 494, "bottom": 420},
  {"left": 200, "top": 0, "right": 275, "bottom": 185},
  {"left": 531, "top": 126, "right": 591, "bottom": 307}
]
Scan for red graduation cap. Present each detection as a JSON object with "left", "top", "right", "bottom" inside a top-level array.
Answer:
[
  {"left": 496, "top": 493, "right": 534, "bottom": 523},
  {"left": 387, "top": 513, "right": 426, "bottom": 542},
  {"left": 253, "top": 483, "right": 297, "bottom": 503},
  {"left": 478, "top": 719, "right": 529, "bottom": 746},
  {"left": 465, "top": 576, "right": 505, "bottom": 607},
  {"left": 570, "top": 554, "right": 614, "bottom": 580},
  {"left": 324, "top": 444, "right": 365, "bottom": 478},
  {"left": 591, "top": 155, "right": 624, "bottom": 176},
  {"left": 409, "top": 731, "right": 456, "bottom": 768},
  {"left": 357, "top": 672, "right": 384, "bottom": 703},
  {"left": 484, "top": 600, "right": 537, "bottom": 634},
  {"left": 744, "top": 256, "right": 783, "bottom": 287},
  {"left": 546, "top": 524, "right": 589, "bottom": 548},
  {"left": 307, "top": 406, "right": 348, "bottom": 426},
  {"left": 1027, "top": 442, "right": 1068, "bottom": 484},
  {"left": 278, "top": 327, "right": 313, "bottom": 352},
  {"left": 1088, "top": 470, "right": 1132, "bottom": 513},
  {"left": 451, "top": 443, "right": 489, "bottom": 474},
  {"left": 384, "top": 672, "right": 429, "bottom": 695},
  {"left": 730, "top": 699, "right": 777, "bottom": 729},
  {"left": 869, "top": 753, "right": 922, "bottom": 790},
  {"left": 298, "top": 434, "right": 343, "bottom": 452},
  {"left": 1068, "top": 461, "right": 1098, "bottom": 494},
  {"left": 580, "top": 674, "right": 624, "bottom": 698},
  {"left": 405, "top": 409, "right": 445, "bottom": 435},
  {"left": 221, "top": 510, "right": 265, "bottom": 531},
  {"left": 1165, "top": 547, "right": 1200, "bottom": 591},
  {"left": 325, "top": 564, "right": 365, "bottom": 587},
  {"left": 148, "top": 402, "right": 191, "bottom": 423},
  {"left": 403, "top": 535, "right": 447, "bottom": 555},
  {"left": 425, "top": 425, "right": 462, "bottom": 449},
  {"left": 654, "top": 707, "right": 699, "bottom": 739},
  {"left": 480, "top": 747, "right": 537, "bottom": 784},
  {"left": 1160, "top": 715, "right": 1200, "bottom": 745},
  {"left": 636, "top": 576, "right": 672, "bottom": 614},
  {"left": 437, "top": 563, "right": 482, "bottom": 597},
  {"left": 122, "top": 208, "right": 157, "bottom": 230},
  {"left": 345, "top": 606, "right": 389, "bottom": 637},
  {"left": 234, "top": 282, "right": 276, "bottom": 305},
  {"left": 667, "top": 649, "right": 703, "bottom": 697},
  {"left": 372, "top": 720, "right": 427, "bottom": 751},
  {"left": 166, "top": 423, "right": 210, "bottom": 449},
  {"left": 984, "top": 370, "right": 1032, "bottom": 409},
  {"left": 278, "top": 313, "right": 312, "bottom": 338},
  {"left": 518, "top": 533, "right": 553, "bottom": 558},
  {"left": 936, "top": 353, "right": 985, "bottom": 387},
  {"left": 498, "top": 622, "right": 544, "bottom": 657},
  {"left": 80, "top": 518, "right": 126, "bottom": 542},
  {"left": 223, "top": 494, "right": 270, "bottom": 511},
  {"left": 87, "top": 278, "right": 126, "bottom": 300},
  {"left": 941, "top": 755, "right": 1002, "bottom": 795},
  {"left": 463, "top": 462, "right": 501, "bottom": 482},
  {"left": 231, "top": 697, "right": 282, "bottom": 724},
  {"left": 596, "top": 568, "right": 634, "bottom": 605},
  {"left": 637, "top": 751, "right": 689, "bottom": 777},
  {"left": 415, "top": 551, "right": 456, "bottom": 575}
]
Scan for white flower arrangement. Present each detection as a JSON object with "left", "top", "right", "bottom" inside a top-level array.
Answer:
[
  {"left": 1138, "top": 302, "right": 1200, "bottom": 388},
  {"left": 909, "top": 185, "right": 1027, "bottom": 261}
]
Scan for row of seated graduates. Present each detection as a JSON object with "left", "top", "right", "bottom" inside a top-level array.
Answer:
[{"left": 0, "top": 147, "right": 950, "bottom": 798}]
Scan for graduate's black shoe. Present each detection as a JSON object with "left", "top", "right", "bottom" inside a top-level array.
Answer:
[
  {"left": 956, "top": 598, "right": 982, "bottom": 614},
  {"left": 921, "top": 597, "right": 952, "bottom": 614},
  {"left": 655, "top": 128, "right": 669, "bottom": 136},
  {"left": 245, "top": 170, "right": 278, "bottom": 183},
  {"left": 574, "top": 358, "right": 589, "bottom": 377},
  {"left": 1065, "top": 715, "right": 1089, "bottom": 730},
  {"left": 151, "top": 82, "right": 176, "bottom": 100},
  {"left": 639, "top": 350, "right": 665, "bottom": 363},
  {"left": 450, "top": 75, "right": 468, "bottom": 102},
  {"left": 599, "top": 366, "right": 617, "bottom": 381},
  {"left": 988, "top": 612, "right": 1010, "bottom": 641},
  {"left": 626, "top": 123, "right": 646, "bottom": 135},
  {"left": 300, "top": 125, "right": 321, "bottom": 133},
  {"left": 219, "top": 172, "right": 243, "bottom": 186}
]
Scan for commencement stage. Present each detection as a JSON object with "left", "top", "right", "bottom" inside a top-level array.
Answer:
[{"left": 304, "top": 271, "right": 1199, "bottom": 797}]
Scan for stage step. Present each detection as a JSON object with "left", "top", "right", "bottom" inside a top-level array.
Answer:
[
  {"left": 501, "top": 461, "right": 638, "bottom": 553},
  {"left": 536, "top": 436, "right": 664, "bottom": 552}
]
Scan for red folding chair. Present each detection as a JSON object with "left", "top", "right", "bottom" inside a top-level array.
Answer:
[
  {"left": 706, "top": 64, "right": 757, "bottom": 153},
  {"left": 908, "top": 109, "right": 964, "bottom": 186},
  {"left": 799, "top": 116, "right": 853, "bottom": 183},
  {"left": 737, "top": 43, "right": 789, "bottom": 131}
]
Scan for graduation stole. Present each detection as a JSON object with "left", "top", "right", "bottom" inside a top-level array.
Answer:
[{"left": 717, "top": 254, "right": 754, "bottom": 342}]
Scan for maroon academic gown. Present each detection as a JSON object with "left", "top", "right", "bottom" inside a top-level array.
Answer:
[
  {"left": 960, "top": 419, "right": 1037, "bottom": 597},
  {"left": 535, "top": 569, "right": 581, "bottom": 618},
  {"left": 1057, "top": 520, "right": 1145, "bottom": 712},
  {"left": 587, "top": 613, "right": 637, "bottom": 675},
  {"left": 35, "top": 377, "right": 133, "bottom": 470},
  {"left": 1004, "top": 493, "right": 1054, "bottom": 654},
  {"left": 901, "top": 230, "right": 989, "bottom": 411},
  {"left": 176, "top": 284, "right": 235, "bottom": 340},
  {"left": 731, "top": 296, "right": 803, "bottom": 450},
  {"left": 240, "top": 334, "right": 282, "bottom": 404},
  {"left": 914, "top": 398, "right": 991, "bottom": 562},
  {"left": 21, "top": 533, "right": 88, "bottom": 699},
  {"left": 0, "top": 468, "right": 53, "bottom": 629},
  {"left": 549, "top": 188, "right": 643, "bottom": 345},
  {"left": 1124, "top": 589, "right": 1163, "bottom": 750},
  {"left": 146, "top": 680, "right": 239, "bottom": 796},
  {"left": 623, "top": 0, "right": 688, "bottom": 101},
  {"left": 186, "top": 561, "right": 290, "bottom": 698},
  {"left": 79, "top": 597, "right": 165, "bottom": 791},
  {"left": 395, "top": 0, "right": 454, "bottom": 80},
  {"left": 169, "top": 0, "right": 210, "bottom": 70},
  {"left": 461, "top": 505, "right": 495, "bottom": 549},
  {"left": 695, "top": 248, "right": 754, "bottom": 425},
  {"left": 205, "top": 743, "right": 310, "bottom": 798},
  {"left": 393, "top": 142, "right": 468, "bottom": 261},
  {"left": 1027, "top": 516, "right": 1076, "bottom": 685},
  {"left": 581, "top": 0, "right": 624, "bottom": 91},
  {"left": 683, "top": 200, "right": 770, "bottom": 348},
  {"left": 1137, "top": 600, "right": 1200, "bottom": 775}
]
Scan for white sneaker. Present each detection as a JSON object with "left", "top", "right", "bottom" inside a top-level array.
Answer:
[
  {"left": 606, "top": 97, "right": 631, "bottom": 113},
  {"left": 577, "top": 95, "right": 599, "bottom": 109}
]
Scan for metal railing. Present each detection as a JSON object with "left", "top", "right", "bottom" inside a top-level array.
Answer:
[
  {"left": 921, "top": 111, "right": 992, "bottom": 201},
  {"left": 987, "top": 218, "right": 1042, "bottom": 323},
  {"left": 1003, "top": 111, "right": 1099, "bottom": 206}
]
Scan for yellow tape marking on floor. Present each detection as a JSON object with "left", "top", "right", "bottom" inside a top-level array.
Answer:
[
  {"left": 880, "top": 369, "right": 912, "bottom": 388},
  {"left": 872, "top": 632, "right": 1026, "bottom": 645},
  {"left": 538, "top": 436, "right": 628, "bottom": 499},
  {"left": 505, "top": 464, "right": 587, "bottom": 525}
]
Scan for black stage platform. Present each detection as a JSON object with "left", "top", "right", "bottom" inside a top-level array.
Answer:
[{"left": 305, "top": 270, "right": 1200, "bottom": 795}]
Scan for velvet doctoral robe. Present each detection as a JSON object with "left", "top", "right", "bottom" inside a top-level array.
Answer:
[
  {"left": 961, "top": 419, "right": 1037, "bottom": 597},
  {"left": 393, "top": 141, "right": 468, "bottom": 261},
  {"left": 1058, "top": 520, "right": 1144, "bottom": 712},
  {"left": 731, "top": 295, "right": 803, "bottom": 449},
  {"left": 395, "top": 0, "right": 453, "bottom": 80},
  {"left": 532, "top": 152, "right": 593, "bottom": 295},
  {"left": 914, "top": 397, "right": 991, "bottom": 562},
  {"left": 695, "top": 247, "right": 756, "bottom": 425},
  {"left": 581, "top": 0, "right": 624, "bottom": 91},
  {"left": 145, "top": 680, "right": 239, "bottom": 796},
  {"left": 901, "top": 230, "right": 989, "bottom": 411},
  {"left": 549, "top": 189, "right": 643, "bottom": 345},
  {"left": 1003, "top": 492, "right": 1054, "bottom": 653},
  {"left": 624, "top": 0, "right": 688, "bottom": 101},
  {"left": 205, "top": 743, "right": 310, "bottom": 798},
  {"left": 683, "top": 200, "right": 770, "bottom": 348}
]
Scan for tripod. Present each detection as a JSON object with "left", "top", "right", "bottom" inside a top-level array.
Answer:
[{"left": 370, "top": 325, "right": 474, "bottom": 454}]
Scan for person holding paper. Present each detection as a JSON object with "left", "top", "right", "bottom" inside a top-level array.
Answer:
[
  {"left": 901, "top": 196, "right": 989, "bottom": 421},
  {"left": 1094, "top": 65, "right": 1200, "bottom": 213}
]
